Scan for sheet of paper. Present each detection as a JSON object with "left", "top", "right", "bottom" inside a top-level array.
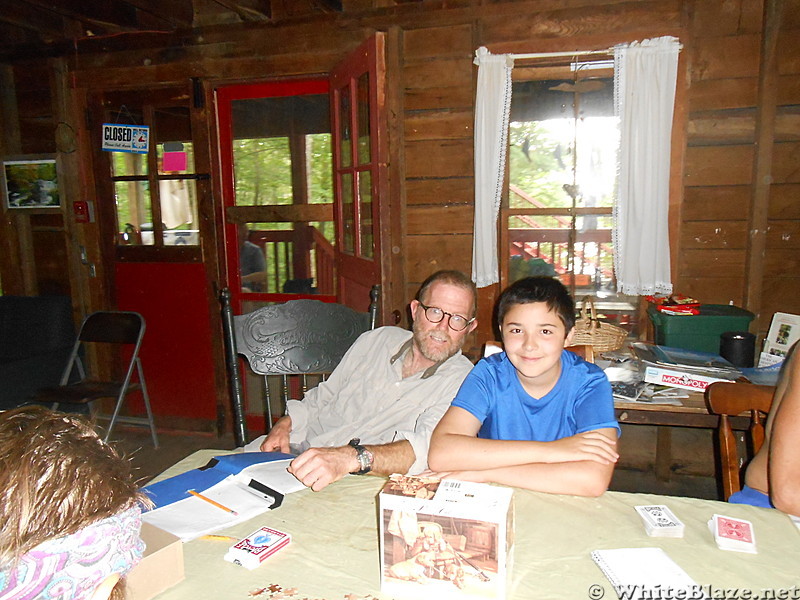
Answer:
[
  {"left": 142, "top": 475, "right": 276, "bottom": 541},
  {"left": 237, "top": 459, "right": 306, "bottom": 495}
]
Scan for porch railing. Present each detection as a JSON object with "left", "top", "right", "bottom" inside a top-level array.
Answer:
[{"left": 249, "top": 225, "right": 335, "bottom": 295}]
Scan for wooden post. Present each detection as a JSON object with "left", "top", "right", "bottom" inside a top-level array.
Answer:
[{"left": 745, "top": 0, "right": 784, "bottom": 321}]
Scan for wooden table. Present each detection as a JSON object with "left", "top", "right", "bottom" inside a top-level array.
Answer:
[
  {"left": 144, "top": 450, "right": 800, "bottom": 600},
  {"left": 614, "top": 393, "right": 751, "bottom": 482}
]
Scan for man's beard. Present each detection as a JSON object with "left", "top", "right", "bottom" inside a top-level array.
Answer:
[{"left": 412, "top": 321, "right": 461, "bottom": 363}]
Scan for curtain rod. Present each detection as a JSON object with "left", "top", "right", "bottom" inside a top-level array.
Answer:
[{"left": 509, "top": 49, "right": 614, "bottom": 60}]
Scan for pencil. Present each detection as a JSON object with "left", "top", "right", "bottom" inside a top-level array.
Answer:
[{"left": 187, "top": 489, "right": 239, "bottom": 516}]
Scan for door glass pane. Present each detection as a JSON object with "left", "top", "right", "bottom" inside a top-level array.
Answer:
[
  {"left": 233, "top": 137, "right": 292, "bottom": 207},
  {"left": 115, "top": 181, "right": 152, "bottom": 245},
  {"left": 307, "top": 133, "right": 332, "bottom": 204},
  {"left": 358, "top": 170, "right": 373, "bottom": 258},
  {"left": 159, "top": 180, "right": 199, "bottom": 245},
  {"left": 356, "top": 72, "right": 371, "bottom": 165},
  {"left": 338, "top": 86, "right": 352, "bottom": 168},
  {"left": 341, "top": 173, "right": 354, "bottom": 254},
  {"left": 225, "top": 89, "right": 335, "bottom": 296},
  {"left": 111, "top": 152, "right": 147, "bottom": 177},
  {"left": 240, "top": 221, "right": 335, "bottom": 295},
  {"left": 157, "top": 142, "right": 195, "bottom": 175}
]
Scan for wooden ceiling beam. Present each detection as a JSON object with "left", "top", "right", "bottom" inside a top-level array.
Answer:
[
  {"left": 18, "top": 0, "right": 141, "bottom": 33},
  {"left": 0, "top": 1, "right": 67, "bottom": 39},
  {"left": 120, "top": 0, "right": 194, "bottom": 28},
  {"left": 312, "top": 0, "right": 343, "bottom": 13},
  {"left": 208, "top": 0, "right": 272, "bottom": 22}
]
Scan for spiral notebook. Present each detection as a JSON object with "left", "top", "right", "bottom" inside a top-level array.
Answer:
[{"left": 591, "top": 548, "right": 706, "bottom": 600}]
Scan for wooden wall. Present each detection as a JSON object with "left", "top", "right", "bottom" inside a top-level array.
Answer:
[
  {"left": 682, "top": 0, "right": 800, "bottom": 335},
  {"left": 1, "top": 0, "right": 798, "bottom": 353}
]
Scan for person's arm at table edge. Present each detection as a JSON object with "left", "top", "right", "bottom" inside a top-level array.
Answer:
[
  {"left": 428, "top": 406, "right": 619, "bottom": 471},
  {"left": 366, "top": 439, "right": 415, "bottom": 476},
  {"left": 444, "top": 431, "right": 617, "bottom": 497},
  {"left": 769, "top": 351, "right": 800, "bottom": 515}
]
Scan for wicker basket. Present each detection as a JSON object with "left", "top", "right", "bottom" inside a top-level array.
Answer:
[{"left": 571, "top": 296, "right": 627, "bottom": 352}]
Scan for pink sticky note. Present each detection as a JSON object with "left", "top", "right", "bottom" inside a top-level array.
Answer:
[{"left": 163, "top": 151, "right": 187, "bottom": 172}]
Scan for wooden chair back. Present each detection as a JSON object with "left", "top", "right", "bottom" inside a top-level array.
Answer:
[
  {"left": 705, "top": 381, "right": 776, "bottom": 500},
  {"left": 221, "top": 286, "right": 380, "bottom": 445}
]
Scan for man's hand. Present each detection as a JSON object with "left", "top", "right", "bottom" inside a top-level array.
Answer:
[
  {"left": 287, "top": 446, "right": 359, "bottom": 492},
  {"left": 545, "top": 431, "right": 619, "bottom": 465},
  {"left": 259, "top": 416, "right": 292, "bottom": 453}
]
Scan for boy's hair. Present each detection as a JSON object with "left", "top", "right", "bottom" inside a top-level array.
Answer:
[
  {"left": 416, "top": 270, "right": 478, "bottom": 318},
  {"left": 0, "top": 406, "right": 144, "bottom": 563},
  {"left": 496, "top": 276, "right": 576, "bottom": 332}
]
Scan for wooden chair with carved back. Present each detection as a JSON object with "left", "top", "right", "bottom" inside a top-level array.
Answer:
[
  {"left": 220, "top": 286, "right": 380, "bottom": 446},
  {"left": 705, "top": 381, "right": 776, "bottom": 500}
]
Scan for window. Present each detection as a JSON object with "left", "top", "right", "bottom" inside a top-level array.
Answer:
[
  {"left": 111, "top": 106, "right": 199, "bottom": 248},
  {"left": 503, "top": 58, "right": 637, "bottom": 333}
]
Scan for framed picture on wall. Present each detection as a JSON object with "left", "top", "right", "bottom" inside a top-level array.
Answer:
[{"left": 2, "top": 156, "right": 60, "bottom": 209}]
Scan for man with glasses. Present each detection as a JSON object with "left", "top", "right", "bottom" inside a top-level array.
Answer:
[{"left": 255, "top": 270, "right": 478, "bottom": 491}]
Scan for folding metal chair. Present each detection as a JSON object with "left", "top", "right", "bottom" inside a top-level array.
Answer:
[{"left": 34, "top": 311, "right": 158, "bottom": 447}]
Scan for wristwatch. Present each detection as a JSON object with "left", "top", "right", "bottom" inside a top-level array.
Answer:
[{"left": 348, "top": 438, "right": 373, "bottom": 475}]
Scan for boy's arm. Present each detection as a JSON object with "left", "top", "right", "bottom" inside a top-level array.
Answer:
[
  {"left": 443, "top": 428, "right": 618, "bottom": 497},
  {"left": 769, "top": 350, "right": 800, "bottom": 515},
  {"left": 428, "top": 406, "right": 618, "bottom": 471}
]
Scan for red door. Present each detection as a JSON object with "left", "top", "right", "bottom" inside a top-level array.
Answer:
[
  {"left": 330, "top": 34, "right": 388, "bottom": 311},
  {"left": 91, "top": 87, "right": 220, "bottom": 428}
]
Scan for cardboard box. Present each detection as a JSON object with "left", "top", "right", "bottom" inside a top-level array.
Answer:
[
  {"left": 379, "top": 475, "right": 514, "bottom": 600},
  {"left": 642, "top": 364, "right": 733, "bottom": 392},
  {"left": 126, "top": 522, "right": 185, "bottom": 600}
]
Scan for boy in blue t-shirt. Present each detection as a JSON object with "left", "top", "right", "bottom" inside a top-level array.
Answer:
[{"left": 428, "top": 276, "right": 620, "bottom": 496}]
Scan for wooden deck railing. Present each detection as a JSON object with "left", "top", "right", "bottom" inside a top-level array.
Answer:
[{"left": 249, "top": 225, "right": 335, "bottom": 295}]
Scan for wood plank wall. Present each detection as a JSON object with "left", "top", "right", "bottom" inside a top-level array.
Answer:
[
  {"left": 1, "top": 0, "right": 798, "bottom": 351},
  {"left": 682, "top": 0, "right": 800, "bottom": 334}
]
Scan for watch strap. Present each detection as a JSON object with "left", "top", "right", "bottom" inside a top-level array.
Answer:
[{"left": 348, "top": 438, "right": 373, "bottom": 475}]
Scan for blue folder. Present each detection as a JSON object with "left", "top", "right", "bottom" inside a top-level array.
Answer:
[{"left": 142, "top": 451, "right": 293, "bottom": 509}]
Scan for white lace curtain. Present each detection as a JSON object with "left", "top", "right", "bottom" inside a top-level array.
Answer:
[
  {"left": 613, "top": 36, "right": 681, "bottom": 296},
  {"left": 472, "top": 38, "right": 681, "bottom": 293},
  {"left": 472, "top": 47, "right": 513, "bottom": 288}
]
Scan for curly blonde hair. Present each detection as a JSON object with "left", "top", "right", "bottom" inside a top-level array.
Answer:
[{"left": 0, "top": 406, "right": 144, "bottom": 565}]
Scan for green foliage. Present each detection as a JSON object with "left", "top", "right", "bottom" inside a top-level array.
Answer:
[
  {"left": 508, "top": 121, "right": 570, "bottom": 209},
  {"left": 233, "top": 137, "right": 292, "bottom": 206}
]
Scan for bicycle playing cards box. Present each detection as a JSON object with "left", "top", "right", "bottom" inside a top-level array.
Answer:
[
  {"left": 224, "top": 526, "right": 291, "bottom": 569},
  {"left": 379, "top": 474, "right": 514, "bottom": 599}
]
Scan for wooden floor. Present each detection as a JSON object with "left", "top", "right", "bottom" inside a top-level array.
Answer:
[
  {"left": 107, "top": 425, "right": 237, "bottom": 486},
  {"left": 107, "top": 425, "right": 721, "bottom": 500}
]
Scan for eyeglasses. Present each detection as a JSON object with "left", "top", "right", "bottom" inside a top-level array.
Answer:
[{"left": 418, "top": 303, "right": 475, "bottom": 332}]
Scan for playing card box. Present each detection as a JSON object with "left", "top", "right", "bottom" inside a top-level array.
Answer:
[
  {"left": 634, "top": 505, "right": 685, "bottom": 538},
  {"left": 224, "top": 526, "right": 291, "bottom": 569},
  {"left": 379, "top": 475, "right": 514, "bottom": 600},
  {"left": 708, "top": 514, "right": 757, "bottom": 554}
]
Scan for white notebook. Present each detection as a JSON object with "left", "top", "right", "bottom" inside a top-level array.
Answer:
[{"left": 591, "top": 548, "right": 705, "bottom": 600}]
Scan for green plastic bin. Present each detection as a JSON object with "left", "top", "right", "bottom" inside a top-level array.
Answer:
[{"left": 648, "top": 304, "right": 755, "bottom": 354}]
